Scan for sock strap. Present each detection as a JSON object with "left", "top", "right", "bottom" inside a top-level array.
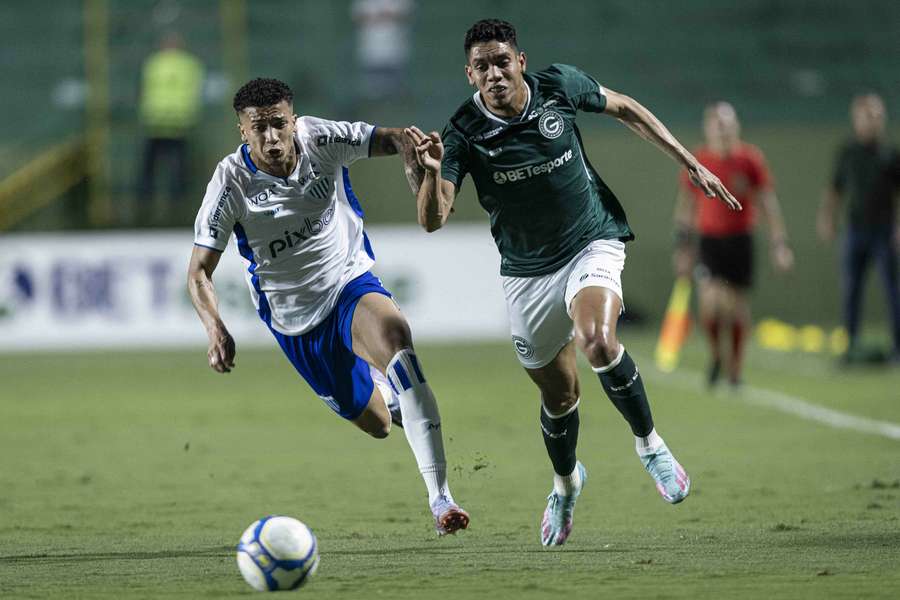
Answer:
[
  {"left": 591, "top": 344, "right": 625, "bottom": 373},
  {"left": 542, "top": 398, "right": 581, "bottom": 419}
]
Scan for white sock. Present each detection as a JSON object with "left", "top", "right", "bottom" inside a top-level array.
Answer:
[
  {"left": 553, "top": 464, "right": 582, "bottom": 496},
  {"left": 370, "top": 365, "right": 402, "bottom": 424},
  {"left": 635, "top": 428, "right": 664, "bottom": 456},
  {"left": 386, "top": 349, "right": 451, "bottom": 506}
]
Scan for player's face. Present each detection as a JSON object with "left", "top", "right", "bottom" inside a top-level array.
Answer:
[
  {"left": 238, "top": 101, "right": 298, "bottom": 173},
  {"left": 466, "top": 41, "right": 527, "bottom": 116},
  {"left": 851, "top": 96, "right": 886, "bottom": 142}
]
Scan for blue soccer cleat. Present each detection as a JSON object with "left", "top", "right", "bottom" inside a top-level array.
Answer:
[
  {"left": 640, "top": 443, "right": 690, "bottom": 504},
  {"left": 541, "top": 461, "right": 587, "bottom": 546},
  {"left": 431, "top": 495, "right": 469, "bottom": 536}
]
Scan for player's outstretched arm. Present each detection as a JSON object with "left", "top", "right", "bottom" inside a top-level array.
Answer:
[
  {"left": 369, "top": 127, "right": 425, "bottom": 195},
  {"left": 404, "top": 126, "right": 456, "bottom": 232},
  {"left": 603, "top": 89, "right": 742, "bottom": 212},
  {"left": 187, "top": 245, "right": 236, "bottom": 373}
]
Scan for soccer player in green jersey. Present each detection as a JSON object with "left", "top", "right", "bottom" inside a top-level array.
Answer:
[{"left": 405, "top": 19, "right": 741, "bottom": 546}]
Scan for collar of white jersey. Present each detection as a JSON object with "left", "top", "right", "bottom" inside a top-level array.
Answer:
[
  {"left": 472, "top": 81, "right": 532, "bottom": 126},
  {"left": 240, "top": 140, "right": 304, "bottom": 181}
]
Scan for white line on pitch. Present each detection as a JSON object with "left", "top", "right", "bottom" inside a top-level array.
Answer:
[{"left": 639, "top": 361, "right": 900, "bottom": 441}]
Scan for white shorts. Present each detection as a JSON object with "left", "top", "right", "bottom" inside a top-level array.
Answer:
[{"left": 501, "top": 240, "right": 626, "bottom": 369}]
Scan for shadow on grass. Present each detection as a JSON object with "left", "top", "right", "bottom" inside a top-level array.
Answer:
[
  {"left": 0, "top": 547, "right": 232, "bottom": 564},
  {"left": 0, "top": 543, "right": 629, "bottom": 565}
]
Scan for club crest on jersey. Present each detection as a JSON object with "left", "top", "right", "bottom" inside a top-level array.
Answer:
[{"left": 538, "top": 111, "right": 564, "bottom": 139}]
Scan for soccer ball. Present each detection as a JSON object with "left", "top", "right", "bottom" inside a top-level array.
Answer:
[{"left": 236, "top": 516, "right": 319, "bottom": 591}]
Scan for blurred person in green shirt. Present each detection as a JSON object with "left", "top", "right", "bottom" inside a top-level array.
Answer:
[{"left": 137, "top": 33, "right": 205, "bottom": 225}]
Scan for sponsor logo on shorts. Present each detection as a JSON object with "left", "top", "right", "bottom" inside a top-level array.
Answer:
[
  {"left": 512, "top": 335, "right": 535, "bottom": 360},
  {"left": 493, "top": 149, "right": 574, "bottom": 185},
  {"left": 538, "top": 110, "right": 564, "bottom": 139},
  {"left": 579, "top": 269, "right": 616, "bottom": 285}
]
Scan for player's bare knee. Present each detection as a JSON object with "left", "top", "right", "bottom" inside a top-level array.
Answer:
[
  {"left": 364, "top": 419, "right": 392, "bottom": 439},
  {"left": 543, "top": 391, "right": 578, "bottom": 415},
  {"left": 578, "top": 328, "right": 619, "bottom": 367}
]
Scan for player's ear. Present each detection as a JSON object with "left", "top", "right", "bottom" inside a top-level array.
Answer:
[
  {"left": 519, "top": 51, "right": 527, "bottom": 72},
  {"left": 465, "top": 64, "right": 475, "bottom": 86},
  {"left": 237, "top": 121, "right": 247, "bottom": 143}
]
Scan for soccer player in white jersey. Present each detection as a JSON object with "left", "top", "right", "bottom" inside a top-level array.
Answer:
[{"left": 187, "top": 78, "right": 468, "bottom": 535}]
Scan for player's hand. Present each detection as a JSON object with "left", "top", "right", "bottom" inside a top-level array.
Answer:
[
  {"left": 404, "top": 126, "right": 443, "bottom": 174},
  {"left": 771, "top": 241, "right": 794, "bottom": 272},
  {"left": 688, "top": 163, "right": 742, "bottom": 211},
  {"left": 207, "top": 325, "right": 236, "bottom": 373}
]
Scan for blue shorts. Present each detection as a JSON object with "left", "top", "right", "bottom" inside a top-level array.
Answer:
[{"left": 267, "top": 271, "right": 391, "bottom": 420}]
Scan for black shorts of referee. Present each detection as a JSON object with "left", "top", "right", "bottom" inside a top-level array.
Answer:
[{"left": 697, "top": 233, "right": 754, "bottom": 288}]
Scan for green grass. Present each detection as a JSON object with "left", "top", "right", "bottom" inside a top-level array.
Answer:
[{"left": 1, "top": 329, "right": 899, "bottom": 598}]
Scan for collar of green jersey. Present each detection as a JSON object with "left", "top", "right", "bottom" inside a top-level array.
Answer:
[{"left": 472, "top": 81, "right": 533, "bottom": 125}]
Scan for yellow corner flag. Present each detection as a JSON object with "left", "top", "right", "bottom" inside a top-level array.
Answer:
[{"left": 655, "top": 277, "right": 693, "bottom": 373}]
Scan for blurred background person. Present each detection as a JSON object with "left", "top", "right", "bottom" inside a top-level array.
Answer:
[
  {"left": 818, "top": 93, "right": 900, "bottom": 362},
  {"left": 136, "top": 32, "right": 205, "bottom": 226},
  {"left": 351, "top": 0, "right": 413, "bottom": 114},
  {"left": 674, "top": 102, "right": 794, "bottom": 387}
]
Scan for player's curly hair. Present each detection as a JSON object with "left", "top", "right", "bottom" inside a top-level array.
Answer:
[
  {"left": 232, "top": 77, "right": 294, "bottom": 113},
  {"left": 464, "top": 19, "right": 518, "bottom": 57}
]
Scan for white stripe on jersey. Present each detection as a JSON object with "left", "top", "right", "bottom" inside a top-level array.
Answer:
[{"left": 193, "top": 116, "right": 376, "bottom": 335}]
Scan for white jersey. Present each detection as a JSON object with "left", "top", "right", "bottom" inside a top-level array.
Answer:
[{"left": 194, "top": 116, "right": 376, "bottom": 335}]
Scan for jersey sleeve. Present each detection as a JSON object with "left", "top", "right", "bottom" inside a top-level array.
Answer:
[
  {"left": 440, "top": 123, "right": 469, "bottom": 189},
  {"left": 194, "top": 164, "right": 238, "bottom": 252},
  {"left": 550, "top": 63, "right": 607, "bottom": 113},
  {"left": 306, "top": 117, "right": 375, "bottom": 166}
]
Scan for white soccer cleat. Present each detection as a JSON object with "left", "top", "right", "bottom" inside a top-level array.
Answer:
[
  {"left": 541, "top": 461, "right": 587, "bottom": 546},
  {"left": 639, "top": 443, "right": 690, "bottom": 504}
]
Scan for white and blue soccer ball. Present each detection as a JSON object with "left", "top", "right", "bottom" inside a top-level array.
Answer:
[{"left": 236, "top": 516, "right": 319, "bottom": 591}]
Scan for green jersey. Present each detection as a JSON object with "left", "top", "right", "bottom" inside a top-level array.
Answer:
[{"left": 441, "top": 63, "right": 633, "bottom": 277}]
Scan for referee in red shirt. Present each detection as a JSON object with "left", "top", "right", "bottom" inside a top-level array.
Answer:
[{"left": 674, "top": 102, "right": 794, "bottom": 386}]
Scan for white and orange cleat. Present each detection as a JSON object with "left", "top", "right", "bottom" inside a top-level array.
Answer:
[{"left": 431, "top": 496, "right": 470, "bottom": 536}]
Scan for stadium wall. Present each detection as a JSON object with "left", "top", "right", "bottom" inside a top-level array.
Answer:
[{"left": 0, "top": 227, "right": 509, "bottom": 352}]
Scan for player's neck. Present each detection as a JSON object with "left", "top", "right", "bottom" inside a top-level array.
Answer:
[
  {"left": 483, "top": 83, "right": 529, "bottom": 119},
  {"left": 253, "top": 146, "right": 298, "bottom": 179}
]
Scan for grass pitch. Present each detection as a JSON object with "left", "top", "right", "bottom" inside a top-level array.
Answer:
[{"left": 1, "top": 329, "right": 898, "bottom": 599}]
